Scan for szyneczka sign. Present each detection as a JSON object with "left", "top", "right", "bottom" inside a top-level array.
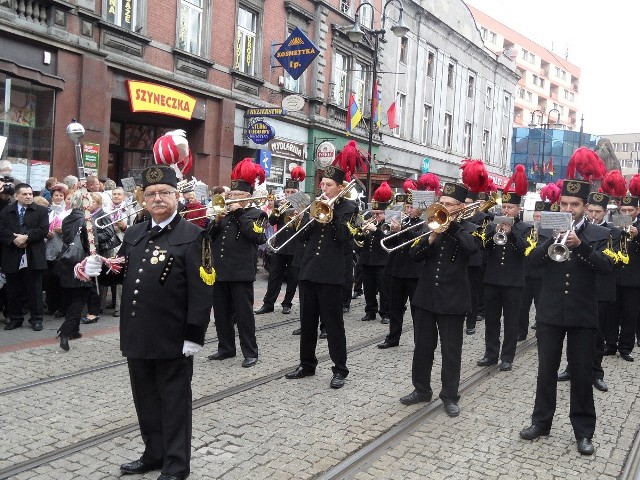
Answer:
[
  {"left": 127, "top": 80, "right": 196, "bottom": 120},
  {"left": 274, "top": 27, "right": 320, "bottom": 80},
  {"left": 247, "top": 119, "right": 275, "bottom": 145},
  {"left": 246, "top": 107, "right": 286, "bottom": 117},
  {"left": 82, "top": 143, "right": 100, "bottom": 175}
]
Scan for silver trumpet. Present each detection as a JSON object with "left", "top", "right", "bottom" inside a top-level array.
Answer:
[
  {"left": 548, "top": 221, "right": 576, "bottom": 262},
  {"left": 493, "top": 225, "right": 508, "bottom": 245},
  {"left": 381, "top": 214, "right": 410, "bottom": 235}
]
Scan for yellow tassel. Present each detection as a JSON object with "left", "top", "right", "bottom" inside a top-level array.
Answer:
[
  {"left": 524, "top": 239, "right": 537, "bottom": 257},
  {"left": 618, "top": 252, "right": 630, "bottom": 265},
  {"left": 602, "top": 248, "right": 618, "bottom": 264},
  {"left": 199, "top": 266, "right": 216, "bottom": 285},
  {"left": 252, "top": 221, "right": 264, "bottom": 234},
  {"left": 410, "top": 237, "right": 421, "bottom": 248}
]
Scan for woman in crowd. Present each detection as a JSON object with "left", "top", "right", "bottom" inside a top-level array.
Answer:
[{"left": 44, "top": 183, "right": 69, "bottom": 317}]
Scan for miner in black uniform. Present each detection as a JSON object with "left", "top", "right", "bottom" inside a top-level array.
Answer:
[
  {"left": 255, "top": 167, "right": 305, "bottom": 315},
  {"left": 207, "top": 158, "right": 267, "bottom": 368},
  {"left": 378, "top": 197, "right": 425, "bottom": 348},
  {"left": 81, "top": 165, "right": 214, "bottom": 480},
  {"left": 356, "top": 182, "right": 392, "bottom": 322},
  {"left": 399, "top": 182, "right": 478, "bottom": 417},
  {"left": 557, "top": 192, "right": 620, "bottom": 391},
  {"left": 285, "top": 165, "right": 357, "bottom": 389},
  {"left": 608, "top": 194, "right": 640, "bottom": 361},
  {"left": 477, "top": 188, "right": 531, "bottom": 372},
  {"left": 520, "top": 179, "right": 613, "bottom": 456},
  {"left": 462, "top": 191, "right": 484, "bottom": 335}
]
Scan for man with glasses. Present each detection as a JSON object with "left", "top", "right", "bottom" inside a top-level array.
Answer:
[{"left": 79, "top": 165, "right": 213, "bottom": 480}]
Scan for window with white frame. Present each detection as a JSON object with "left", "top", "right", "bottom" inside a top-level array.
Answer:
[
  {"left": 421, "top": 105, "right": 431, "bottom": 145},
  {"left": 359, "top": 1, "right": 373, "bottom": 29},
  {"left": 236, "top": 6, "right": 257, "bottom": 76},
  {"left": 570, "top": 92, "right": 575, "bottom": 102},
  {"left": 518, "top": 87, "right": 525, "bottom": 99},
  {"left": 486, "top": 86, "right": 492, "bottom": 108},
  {"left": 443, "top": 113, "right": 453, "bottom": 149},
  {"left": 564, "top": 89, "right": 569, "bottom": 99},
  {"left": 340, "top": 0, "right": 352, "bottom": 15},
  {"left": 613, "top": 143, "right": 619, "bottom": 152},
  {"left": 526, "top": 91, "right": 532, "bottom": 102},
  {"left": 529, "top": 53, "right": 535, "bottom": 63},
  {"left": 353, "top": 61, "right": 368, "bottom": 115},
  {"left": 480, "top": 27, "right": 487, "bottom": 40},
  {"left": 634, "top": 142, "right": 640, "bottom": 151},
  {"left": 622, "top": 143, "right": 629, "bottom": 152},
  {"left": 393, "top": 93, "right": 406, "bottom": 137},
  {"left": 399, "top": 37, "right": 408, "bottom": 65},
  {"left": 562, "top": 70, "right": 566, "bottom": 80},
  {"left": 555, "top": 67, "right": 561, "bottom": 76},
  {"left": 177, "top": 0, "right": 203, "bottom": 56},
  {"left": 333, "top": 51, "right": 349, "bottom": 107},
  {"left": 522, "top": 49, "right": 528, "bottom": 60},
  {"left": 464, "top": 122, "right": 472, "bottom": 157},
  {"left": 501, "top": 136, "right": 507, "bottom": 164},
  {"left": 427, "top": 51, "right": 435, "bottom": 78},
  {"left": 468, "top": 75, "right": 475, "bottom": 99},
  {"left": 106, "top": 0, "right": 139, "bottom": 30},
  {"left": 490, "top": 32, "right": 497, "bottom": 43},
  {"left": 503, "top": 94, "right": 510, "bottom": 116},
  {"left": 447, "top": 63, "right": 455, "bottom": 88},
  {"left": 482, "top": 129, "right": 489, "bottom": 161}
]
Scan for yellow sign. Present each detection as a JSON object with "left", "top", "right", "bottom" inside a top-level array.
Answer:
[{"left": 127, "top": 80, "right": 196, "bottom": 120}]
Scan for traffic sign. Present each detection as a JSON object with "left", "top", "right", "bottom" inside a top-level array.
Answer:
[
  {"left": 274, "top": 27, "right": 320, "bottom": 80},
  {"left": 258, "top": 150, "right": 272, "bottom": 177},
  {"left": 421, "top": 157, "right": 431, "bottom": 173}
]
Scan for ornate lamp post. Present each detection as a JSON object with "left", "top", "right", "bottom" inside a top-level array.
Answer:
[{"left": 528, "top": 108, "right": 561, "bottom": 184}]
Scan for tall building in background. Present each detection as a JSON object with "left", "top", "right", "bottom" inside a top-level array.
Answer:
[{"left": 468, "top": 5, "right": 581, "bottom": 131}]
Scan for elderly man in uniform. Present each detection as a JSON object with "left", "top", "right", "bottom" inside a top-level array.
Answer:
[
  {"left": 400, "top": 182, "right": 478, "bottom": 417},
  {"left": 285, "top": 164, "right": 357, "bottom": 389},
  {"left": 520, "top": 178, "right": 613, "bottom": 456},
  {"left": 80, "top": 164, "right": 213, "bottom": 480},
  {"left": 207, "top": 158, "right": 267, "bottom": 368}
]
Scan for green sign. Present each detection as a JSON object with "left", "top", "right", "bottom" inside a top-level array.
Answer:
[{"left": 82, "top": 142, "right": 100, "bottom": 175}]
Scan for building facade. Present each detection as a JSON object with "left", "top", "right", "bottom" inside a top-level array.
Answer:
[{"left": 602, "top": 133, "right": 640, "bottom": 176}]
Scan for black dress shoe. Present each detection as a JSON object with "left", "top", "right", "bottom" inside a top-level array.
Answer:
[
  {"left": 285, "top": 366, "right": 315, "bottom": 379},
  {"left": 603, "top": 347, "right": 617, "bottom": 356},
  {"left": 377, "top": 340, "right": 399, "bottom": 349},
  {"left": 499, "top": 361, "right": 512, "bottom": 372},
  {"left": 254, "top": 305, "right": 274, "bottom": 315},
  {"left": 59, "top": 334, "right": 69, "bottom": 352},
  {"left": 361, "top": 314, "right": 376, "bottom": 321},
  {"left": 399, "top": 390, "right": 432, "bottom": 405},
  {"left": 593, "top": 378, "right": 608, "bottom": 392},
  {"left": 380, "top": 316, "right": 390, "bottom": 325},
  {"left": 242, "top": 357, "right": 258, "bottom": 368},
  {"left": 352, "top": 290, "right": 363, "bottom": 299},
  {"left": 292, "top": 328, "right": 301, "bottom": 335},
  {"left": 157, "top": 474, "right": 189, "bottom": 480},
  {"left": 477, "top": 357, "right": 497, "bottom": 367},
  {"left": 282, "top": 306, "right": 291, "bottom": 314},
  {"left": 476, "top": 315, "right": 484, "bottom": 322},
  {"left": 519, "top": 424, "right": 550, "bottom": 440},
  {"left": 517, "top": 334, "right": 527, "bottom": 341},
  {"left": 81, "top": 315, "right": 99, "bottom": 324},
  {"left": 120, "top": 459, "right": 161, "bottom": 475},
  {"left": 319, "top": 330, "right": 327, "bottom": 339},
  {"left": 70, "top": 332, "right": 83, "bottom": 340},
  {"left": 330, "top": 373, "right": 345, "bottom": 389},
  {"left": 577, "top": 438, "right": 595, "bottom": 455},
  {"left": 557, "top": 370, "right": 570, "bottom": 381},
  {"left": 207, "top": 351, "right": 236, "bottom": 361},
  {"left": 621, "top": 352, "right": 634, "bottom": 362},
  {"left": 113, "top": 310, "right": 120, "bottom": 317},
  {"left": 54, "top": 310, "right": 66, "bottom": 318},
  {"left": 443, "top": 401, "right": 460, "bottom": 417},
  {"left": 4, "top": 319, "right": 23, "bottom": 330},
  {"left": 31, "top": 322, "right": 43, "bottom": 331},
  {"left": 466, "top": 328, "right": 475, "bottom": 335},
  {"left": 342, "top": 306, "right": 350, "bottom": 314}
]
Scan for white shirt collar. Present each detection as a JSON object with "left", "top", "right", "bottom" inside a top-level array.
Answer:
[{"left": 152, "top": 211, "right": 178, "bottom": 230}]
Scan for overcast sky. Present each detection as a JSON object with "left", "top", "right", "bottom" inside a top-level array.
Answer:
[{"left": 464, "top": 0, "right": 639, "bottom": 136}]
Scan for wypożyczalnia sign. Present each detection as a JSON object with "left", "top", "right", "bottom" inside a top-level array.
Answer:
[
  {"left": 274, "top": 27, "right": 320, "bottom": 80},
  {"left": 127, "top": 80, "right": 196, "bottom": 120},
  {"left": 247, "top": 119, "right": 276, "bottom": 145}
]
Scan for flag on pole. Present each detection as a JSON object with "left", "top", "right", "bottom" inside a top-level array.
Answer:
[
  {"left": 531, "top": 156, "right": 538, "bottom": 173},
  {"left": 387, "top": 94, "right": 400, "bottom": 129},
  {"left": 548, "top": 156, "right": 555, "bottom": 176},
  {"left": 346, "top": 93, "right": 362, "bottom": 133},
  {"left": 372, "top": 82, "right": 381, "bottom": 129}
]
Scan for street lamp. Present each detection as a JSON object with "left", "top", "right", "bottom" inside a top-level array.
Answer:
[
  {"left": 348, "top": 0, "right": 409, "bottom": 201},
  {"left": 66, "top": 119, "right": 86, "bottom": 180},
  {"left": 528, "top": 108, "right": 561, "bottom": 185}
]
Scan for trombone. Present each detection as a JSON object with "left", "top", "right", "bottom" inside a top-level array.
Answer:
[
  {"left": 381, "top": 214, "right": 410, "bottom": 235},
  {"left": 183, "top": 192, "right": 269, "bottom": 222},
  {"left": 95, "top": 188, "right": 145, "bottom": 229},
  {"left": 547, "top": 220, "right": 576, "bottom": 262}
]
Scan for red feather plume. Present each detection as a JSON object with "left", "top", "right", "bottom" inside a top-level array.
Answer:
[
  {"left": 373, "top": 181, "right": 393, "bottom": 202},
  {"left": 540, "top": 182, "right": 561, "bottom": 204},
  {"left": 333, "top": 140, "right": 367, "bottom": 181},
  {"left": 460, "top": 159, "right": 488, "bottom": 193},
  {"left": 486, "top": 178, "right": 497, "bottom": 192},
  {"left": 290, "top": 166, "right": 306, "bottom": 182},
  {"left": 254, "top": 163, "right": 266, "bottom": 186},
  {"left": 565, "top": 147, "right": 606, "bottom": 182},
  {"left": 503, "top": 164, "right": 528, "bottom": 196},
  {"left": 600, "top": 170, "right": 627, "bottom": 198},
  {"left": 403, "top": 178, "right": 417, "bottom": 193},
  {"left": 417, "top": 173, "right": 441, "bottom": 195},
  {"left": 629, "top": 174, "right": 640, "bottom": 197},
  {"left": 231, "top": 158, "right": 260, "bottom": 185}
]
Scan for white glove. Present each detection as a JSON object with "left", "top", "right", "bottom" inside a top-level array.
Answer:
[
  {"left": 84, "top": 255, "right": 104, "bottom": 277},
  {"left": 182, "top": 340, "right": 201, "bottom": 357}
]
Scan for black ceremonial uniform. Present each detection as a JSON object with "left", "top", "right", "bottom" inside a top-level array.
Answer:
[
  {"left": 382, "top": 217, "right": 425, "bottom": 346},
  {"left": 518, "top": 228, "right": 552, "bottom": 339},
  {"left": 528, "top": 221, "right": 613, "bottom": 440},
  {"left": 208, "top": 206, "right": 266, "bottom": 359},
  {"left": 297, "top": 198, "right": 356, "bottom": 377},
  {"left": 481, "top": 219, "right": 530, "bottom": 365},
  {"left": 461, "top": 218, "right": 483, "bottom": 333},
  {"left": 410, "top": 221, "right": 478, "bottom": 403},
  {"left": 260, "top": 209, "right": 299, "bottom": 311},
  {"left": 117, "top": 214, "right": 213, "bottom": 478},
  {"left": 358, "top": 223, "right": 390, "bottom": 320}
]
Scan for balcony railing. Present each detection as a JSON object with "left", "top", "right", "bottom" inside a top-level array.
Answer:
[{"left": 5, "top": 0, "right": 50, "bottom": 24}]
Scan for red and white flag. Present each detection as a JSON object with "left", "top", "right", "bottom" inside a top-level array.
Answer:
[{"left": 387, "top": 94, "right": 400, "bottom": 129}]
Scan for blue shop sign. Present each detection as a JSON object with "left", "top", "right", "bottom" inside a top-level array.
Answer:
[
  {"left": 421, "top": 157, "right": 431, "bottom": 173},
  {"left": 274, "top": 27, "right": 320, "bottom": 80},
  {"left": 247, "top": 119, "right": 275, "bottom": 145}
]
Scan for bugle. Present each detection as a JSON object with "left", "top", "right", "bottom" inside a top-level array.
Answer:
[{"left": 547, "top": 220, "right": 575, "bottom": 262}]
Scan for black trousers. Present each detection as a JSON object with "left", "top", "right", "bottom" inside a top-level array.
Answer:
[
  {"left": 342, "top": 251, "right": 354, "bottom": 309},
  {"left": 361, "top": 265, "right": 390, "bottom": 316},
  {"left": 44, "top": 260, "right": 64, "bottom": 313},
  {"left": 6, "top": 269, "right": 44, "bottom": 322},
  {"left": 353, "top": 252, "right": 363, "bottom": 293},
  {"left": 532, "top": 323, "right": 596, "bottom": 439},
  {"left": 466, "top": 266, "right": 481, "bottom": 330},
  {"left": 299, "top": 280, "right": 348, "bottom": 376},
  {"left": 412, "top": 307, "right": 465, "bottom": 403},
  {"left": 212, "top": 281, "right": 258, "bottom": 358},
  {"left": 386, "top": 276, "right": 417, "bottom": 345},
  {"left": 262, "top": 253, "right": 298, "bottom": 308},
  {"left": 518, "top": 277, "right": 542, "bottom": 339},
  {"left": 483, "top": 284, "right": 522, "bottom": 363},
  {"left": 58, "top": 287, "right": 90, "bottom": 336},
  {"left": 612, "top": 286, "right": 640, "bottom": 354},
  {"left": 128, "top": 357, "right": 193, "bottom": 477}
]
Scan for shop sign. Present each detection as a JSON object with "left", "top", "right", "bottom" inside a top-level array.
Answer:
[
  {"left": 281, "top": 95, "right": 305, "bottom": 112},
  {"left": 269, "top": 139, "right": 305, "bottom": 160},
  {"left": 247, "top": 119, "right": 275, "bottom": 145},
  {"left": 82, "top": 143, "right": 100, "bottom": 176},
  {"left": 127, "top": 80, "right": 196, "bottom": 120},
  {"left": 258, "top": 150, "right": 272, "bottom": 177},
  {"left": 246, "top": 107, "right": 286, "bottom": 117},
  {"left": 274, "top": 27, "right": 320, "bottom": 80},
  {"left": 487, "top": 172, "right": 511, "bottom": 189},
  {"left": 421, "top": 157, "right": 431, "bottom": 173},
  {"left": 315, "top": 141, "right": 335, "bottom": 168}
]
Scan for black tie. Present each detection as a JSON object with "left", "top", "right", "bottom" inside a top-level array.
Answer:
[
  {"left": 18, "top": 206, "right": 25, "bottom": 225},
  {"left": 148, "top": 225, "right": 162, "bottom": 239}
]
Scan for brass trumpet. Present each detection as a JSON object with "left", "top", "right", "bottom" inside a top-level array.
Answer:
[{"left": 548, "top": 221, "right": 575, "bottom": 262}]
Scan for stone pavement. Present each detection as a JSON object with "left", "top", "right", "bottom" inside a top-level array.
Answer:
[{"left": 1, "top": 268, "right": 639, "bottom": 479}]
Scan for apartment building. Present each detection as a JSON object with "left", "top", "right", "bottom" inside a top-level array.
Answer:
[{"left": 603, "top": 133, "right": 640, "bottom": 175}]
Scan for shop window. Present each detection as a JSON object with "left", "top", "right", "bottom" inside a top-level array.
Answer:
[
  {"left": 106, "top": 0, "right": 140, "bottom": 31},
  {"left": 235, "top": 6, "right": 258, "bottom": 76},
  {"left": 332, "top": 51, "right": 349, "bottom": 107},
  {"left": 177, "top": 0, "right": 204, "bottom": 56},
  {"left": 0, "top": 74, "right": 55, "bottom": 190}
]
